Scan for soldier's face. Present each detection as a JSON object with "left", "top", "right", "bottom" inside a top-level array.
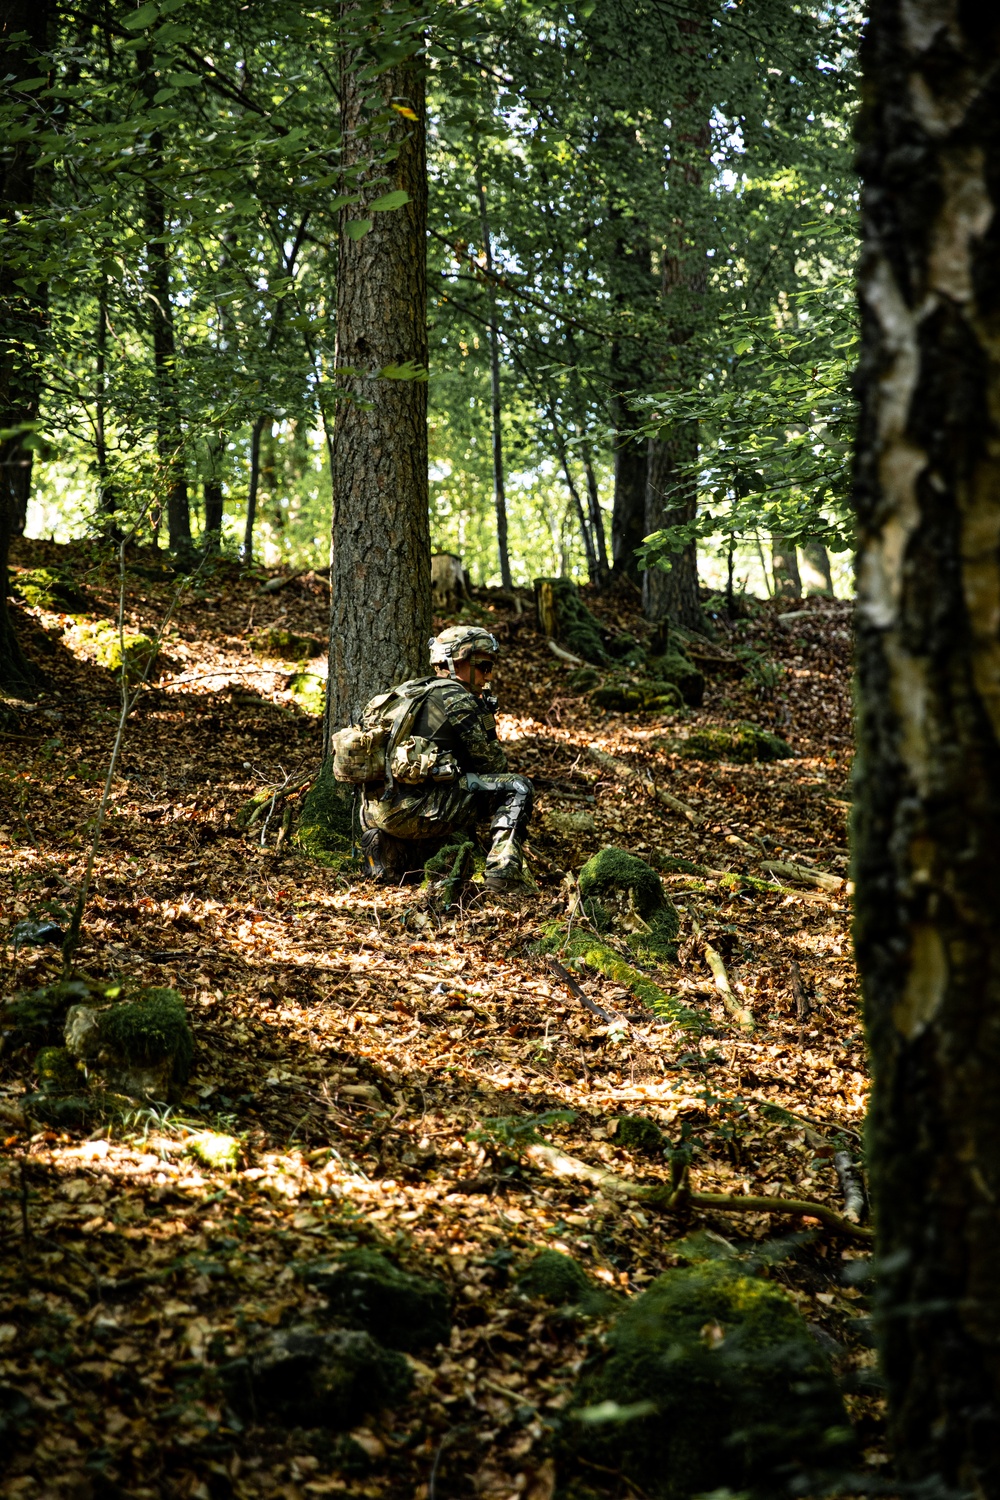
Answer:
[{"left": 454, "top": 655, "right": 495, "bottom": 690}]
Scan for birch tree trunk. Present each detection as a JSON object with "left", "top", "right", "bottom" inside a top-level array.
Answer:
[
  {"left": 854, "top": 3, "right": 1000, "bottom": 1489},
  {"left": 326, "top": 10, "right": 430, "bottom": 741}
]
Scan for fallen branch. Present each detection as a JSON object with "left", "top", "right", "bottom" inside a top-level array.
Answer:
[
  {"left": 586, "top": 745, "right": 700, "bottom": 826},
  {"left": 703, "top": 942, "right": 755, "bottom": 1032},
  {"left": 545, "top": 955, "right": 615, "bottom": 1024},
  {"left": 834, "top": 1150, "right": 865, "bottom": 1224},
  {"left": 259, "top": 570, "right": 306, "bottom": 594},
  {"left": 547, "top": 638, "right": 585, "bottom": 667},
  {"left": 761, "top": 860, "right": 843, "bottom": 894},
  {"left": 523, "top": 1141, "right": 873, "bottom": 1241}
]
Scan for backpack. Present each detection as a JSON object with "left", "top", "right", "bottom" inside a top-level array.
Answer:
[{"left": 331, "top": 678, "right": 441, "bottom": 790}]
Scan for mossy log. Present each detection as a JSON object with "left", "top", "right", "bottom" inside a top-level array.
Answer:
[{"left": 533, "top": 578, "right": 608, "bottom": 664}]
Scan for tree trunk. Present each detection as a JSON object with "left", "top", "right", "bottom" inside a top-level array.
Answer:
[
  {"left": 642, "top": 426, "right": 701, "bottom": 629},
  {"left": 138, "top": 48, "right": 192, "bottom": 566},
  {"left": 95, "top": 285, "right": 117, "bottom": 527},
  {"left": 327, "top": 9, "right": 430, "bottom": 742},
  {"left": 0, "top": 0, "right": 51, "bottom": 690},
  {"left": 770, "top": 535, "right": 801, "bottom": 599},
  {"left": 581, "top": 440, "right": 610, "bottom": 586},
  {"left": 203, "top": 431, "right": 224, "bottom": 552},
  {"left": 798, "top": 539, "right": 833, "bottom": 596},
  {"left": 243, "top": 413, "right": 266, "bottom": 565},
  {"left": 854, "top": 4, "right": 1000, "bottom": 1491},
  {"left": 476, "top": 174, "right": 512, "bottom": 591},
  {"left": 549, "top": 409, "right": 597, "bottom": 583},
  {"left": 608, "top": 228, "right": 653, "bottom": 583},
  {"left": 609, "top": 383, "right": 648, "bottom": 583}
]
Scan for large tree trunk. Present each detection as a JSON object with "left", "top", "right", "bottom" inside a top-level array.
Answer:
[
  {"left": 642, "top": 425, "right": 701, "bottom": 629},
  {"left": 608, "top": 228, "right": 653, "bottom": 583},
  {"left": 0, "top": 0, "right": 51, "bottom": 690},
  {"left": 326, "top": 10, "right": 430, "bottom": 743},
  {"left": 854, "top": 3, "right": 1000, "bottom": 1491},
  {"left": 476, "top": 173, "right": 512, "bottom": 590},
  {"left": 138, "top": 49, "right": 192, "bottom": 566},
  {"left": 770, "top": 535, "right": 801, "bottom": 599},
  {"left": 609, "top": 376, "right": 648, "bottom": 584},
  {"left": 798, "top": 539, "right": 832, "bottom": 596}
]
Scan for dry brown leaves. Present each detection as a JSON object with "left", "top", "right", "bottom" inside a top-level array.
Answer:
[{"left": 0, "top": 540, "right": 883, "bottom": 1499}]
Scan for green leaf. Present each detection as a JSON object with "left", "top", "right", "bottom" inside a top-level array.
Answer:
[
  {"left": 368, "top": 189, "right": 410, "bottom": 212},
  {"left": 123, "top": 2, "right": 159, "bottom": 28},
  {"left": 345, "top": 219, "right": 373, "bottom": 240}
]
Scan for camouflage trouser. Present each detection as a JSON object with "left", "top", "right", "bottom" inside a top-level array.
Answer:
[{"left": 360, "top": 772, "right": 533, "bottom": 882}]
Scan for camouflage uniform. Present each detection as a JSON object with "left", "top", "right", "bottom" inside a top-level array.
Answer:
[{"left": 359, "top": 632, "right": 533, "bottom": 888}]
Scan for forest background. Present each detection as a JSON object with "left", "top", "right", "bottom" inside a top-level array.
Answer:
[{"left": 1, "top": 0, "right": 860, "bottom": 613}]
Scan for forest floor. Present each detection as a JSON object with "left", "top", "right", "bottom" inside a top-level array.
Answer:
[{"left": 0, "top": 538, "right": 881, "bottom": 1500}]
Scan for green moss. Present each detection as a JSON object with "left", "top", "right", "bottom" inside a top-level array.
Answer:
[
  {"left": 252, "top": 626, "right": 322, "bottom": 659},
  {"left": 186, "top": 1131, "right": 240, "bottom": 1171},
  {"left": 98, "top": 988, "right": 193, "bottom": 1083},
  {"left": 78, "top": 623, "right": 158, "bottom": 679},
  {"left": 295, "top": 757, "right": 357, "bottom": 867},
  {"left": 646, "top": 651, "right": 705, "bottom": 707},
  {"left": 34, "top": 1046, "right": 80, "bottom": 1094},
  {"left": 578, "top": 849, "right": 679, "bottom": 957},
  {"left": 537, "top": 923, "right": 702, "bottom": 1031},
  {"left": 0, "top": 980, "right": 95, "bottom": 1051},
  {"left": 655, "top": 856, "right": 706, "bottom": 876},
  {"left": 717, "top": 871, "right": 777, "bottom": 895},
  {"left": 616, "top": 1116, "right": 665, "bottom": 1155},
  {"left": 300, "top": 1250, "right": 451, "bottom": 1352},
  {"left": 563, "top": 1261, "right": 852, "bottom": 1499},
  {"left": 567, "top": 665, "right": 601, "bottom": 692},
  {"left": 536, "top": 578, "right": 608, "bottom": 664},
  {"left": 423, "top": 839, "right": 475, "bottom": 909},
  {"left": 669, "top": 723, "right": 794, "bottom": 763},
  {"left": 517, "top": 1250, "right": 617, "bottom": 1315},
  {"left": 288, "top": 671, "right": 325, "bottom": 716},
  {"left": 12, "top": 567, "right": 89, "bottom": 613}
]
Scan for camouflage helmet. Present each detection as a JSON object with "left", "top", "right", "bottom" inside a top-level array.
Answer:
[{"left": 428, "top": 625, "right": 500, "bottom": 669}]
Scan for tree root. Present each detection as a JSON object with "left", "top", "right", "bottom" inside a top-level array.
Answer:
[{"left": 523, "top": 1141, "right": 874, "bottom": 1241}]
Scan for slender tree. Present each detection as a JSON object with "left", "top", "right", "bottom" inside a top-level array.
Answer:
[
  {"left": 854, "top": 1, "right": 1000, "bottom": 1491},
  {"left": 326, "top": 6, "right": 431, "bottom": 738},
  {"left": 0, "top": 0, "right": 51, "bottom": 689}
]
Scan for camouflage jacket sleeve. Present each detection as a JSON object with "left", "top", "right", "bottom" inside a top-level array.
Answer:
[{"left": 419, "top": 680, "right": 508, "bottom": 774}]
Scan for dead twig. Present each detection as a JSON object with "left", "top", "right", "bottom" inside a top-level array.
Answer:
[
  {"left": 834, "top": 1150, "right": 865, "bottom": 1224},
  {"left": 761, "top": 859, "right": 843, "bottom": 894},
  {"left": 546, "top": 955, "right": 615, "bottom": 1024}
]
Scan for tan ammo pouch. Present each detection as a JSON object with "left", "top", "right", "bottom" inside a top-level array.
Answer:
[
  {"left": 331, "top": 724, "right": 389, "bottom": 783},
  {"left": 390, "top": 735, "right": 445, "bottom": 784}
]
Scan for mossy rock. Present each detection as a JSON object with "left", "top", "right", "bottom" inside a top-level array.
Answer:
[
  {"left": 646, "top": 651, "right": 705, "bottom": 707},
  {"left": 288, "top": 671, "right": 325, "bottom": 716},
  {"left": 517, "top": 1250, "right": 618, "bottom": 1315},
  {"left": 0, "top": 980, "right": 95, "bottom": 1053},
  {"left": 534, "top": 578, "right": 608, "bottom": 664},
  {"left": 616, "top": 1115, "right": 665, "bottom": 1155},
  {"left": 669, "top": 723, "right": 794, "bottom": 763},
  {"left": 300, "top": 1250, "right": 451, "bottom": 1352},
  {"left": 79, "top": 623, "right": 158, "bottom": 679},
  {"left": 566, "top": 665, "right": 601, "bottom": 693},
  {"left": 34, "top": 1046, "right": 81, "bottom": 1094},
  {"left": 535, "top": 923, "right": 702, "bottom": 1032},
  {"left": 252, "top": 626, "right": 323, "bottom": 660},
  {"left": 562, "top": 1261, "right": 853, "bottom": 1498},
  {"left": 578, "top": 847, "right": 679, "bottom": 958},
  {"left": 186, "top": 1131, "right": 241, "bottom": 1171},
  {"left": 605, "top": 633, "right": 644, "bottom": 664},
  {"left": 65, "top": 987, "right": 193, "bottom": 1102},
  {"left": 221, "top": 1324, "right": 413, "bottom": 1430},
  {"left": 295, "top": 757, "right": 357, "bottom": 868},
  {"left": 12, "top": 568, "right": 89, "bottom": 613},
  {"left": 543, "top": 808, "right": 598, "bottom": 840}
]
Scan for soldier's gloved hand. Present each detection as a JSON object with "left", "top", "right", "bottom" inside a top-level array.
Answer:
[{"left": 480, "top": 689, "right": 499, "bottom": 714}]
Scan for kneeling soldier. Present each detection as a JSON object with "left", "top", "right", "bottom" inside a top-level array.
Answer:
[{"left": 334, "top": 626, "right": 534, "bottom": 892}]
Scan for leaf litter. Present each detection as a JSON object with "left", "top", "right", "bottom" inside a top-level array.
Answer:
[{"left": 0, "top": 538, "right": 883, "bottom": 1498}]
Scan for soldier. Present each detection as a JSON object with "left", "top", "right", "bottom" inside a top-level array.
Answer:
[{"left": 357, "top": 625, "right": 534, "bottom": 892}]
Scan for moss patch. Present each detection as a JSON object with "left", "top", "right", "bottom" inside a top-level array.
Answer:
[
  {"left": 590, "top": 681, "right": 682, "bottom": 714},
  {"left": 517, "top": 1250, "right": 618, "bottom": 1315},
  {"left": 646, "top": 651, "right": 705, "bottom": 707},
  {"left": 252, "top": 626, "right": 323, "bottom": 660},
  {"left": 566, "top": 665, "right": 601, "bottom": 692},
  {"left": 12, "top": 567, "right": 90, "bottom": 613},
  {"left": 423, "top": 840, "right": 475, "bottom": 909},
  {"left": 186, "top": 1131, "right": 241, "bottom": 1171},
  {"left": 34, "top": 1046, "right": 80, "bottom": 1093},
  {"left": 668, "top": 723, "right": 794, "bottom": 763},
  {"left": 99, "top": 988, "right": 193, "bottom": 1083},
  {"left": 563, "top": 1260, "right": 852, "bottom": 1498},
  {"left": 300, "top": 1250, "right": 451, "bottom": 1352},
  {"left": 287, "top": 671, "right": 325, "bottom": 717},
  {"left": 578, "top": 847, "right": 679, "bottom": 957},
  {"left": 78, "top": 622, "right": 158, "bottom": 679},
  {"left": 616, "top": 1115, "right": 665, "bottom": 1155},
  {"left": 535, "top": 578, "right": 608, "bottom": 664},
  {"left": 295, "top": 757, "right": 357, "bottom": 868},
  {"left": 537, "top": 923, "right": 701, "bottom": 1031}
]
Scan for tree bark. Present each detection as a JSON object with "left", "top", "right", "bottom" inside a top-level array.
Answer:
[
  {"left": 609, "top": 379, "right": 649, "bottom": 583},
  {"left": 798, "top": 538, "right": 833, "bottom": 596},
  {"left": 95, "top": 284, "right": 117, "bottom": 527},
  {"left": 0, "top": 0, "right": 51, "bottom": 690},
  {"left": 581, "top": 440, "right": 610, "bottom": 586},
  {"left": 854, "top": 3, "right": 1000, "bottom": 1491},
  {"left": 327, "top": 9, "right": 430, "bottom": 742},
  {"left": 770, "top": 535, "right": 801, "bottom": 599},
  {"left": 476, "top": 173, "right": 511, "bottom": 590},
  {"left": 243, "top": 413, "right": 266, "bottom": 565},
  {"left": 642, "top": 426, "right": 701, "bottom": 629},
  {"left": 138, "top": 48, "right": 192, "bottom": 565},
  {"left": 608, "top": 229, "right": 653, "bottom": 583}
]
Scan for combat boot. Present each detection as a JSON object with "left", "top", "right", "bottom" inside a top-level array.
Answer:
[
  {"left": 483, "top": 828, "right": 534, "bottom": 893},
  {"left": 361, "top": 828, "right": 393, "bottom": 883}
]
